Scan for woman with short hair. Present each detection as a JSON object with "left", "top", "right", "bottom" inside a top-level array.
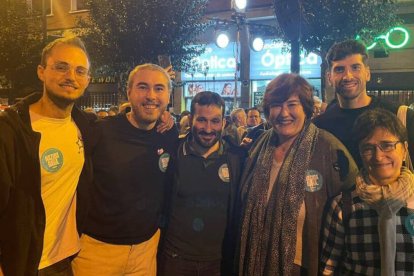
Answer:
[
  {"left": 320, "top": 108, "right": 414, "bottom": 275},
  {"left": 236, "top": 73, "right": 357, "bottom": 275}
]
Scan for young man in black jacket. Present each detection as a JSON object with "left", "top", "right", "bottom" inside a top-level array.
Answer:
[{"left": 0, "top": 37, "right": 93, "bottom": 276}]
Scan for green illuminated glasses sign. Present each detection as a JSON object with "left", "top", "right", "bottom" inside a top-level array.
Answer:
[{"left": 357, "top": 27, "right": 410, "bottom": 50}]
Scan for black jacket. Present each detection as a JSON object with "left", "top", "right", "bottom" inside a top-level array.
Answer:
[
  {"left": 160, "top": 134, "right": 246, "bottom": 274},
  {"left": 313, "top": 96, "right": 414, "bottom": 168},
  {"left": 0, "top": 93, "right": 94, "bottom": 276}
]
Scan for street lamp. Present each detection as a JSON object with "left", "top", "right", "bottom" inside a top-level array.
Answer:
[
  {"left": 215, "top": 32, "right": 230, "bottom": 48},
  {"left": 250, "top": 36, "right": 264, "bottom": 52},
  {"left": 232, "top": 0, "right": 247, "bottom": 11},
  {"left": 210, "top": 0, "right": 276, "bottom": 110}
]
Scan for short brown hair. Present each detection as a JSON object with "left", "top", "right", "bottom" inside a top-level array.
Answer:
[
  {"left": 262, "top": 73, "right": 314, "bottom": 119},
  {"left": 191, "top": 91, "right": 225, "bottom": 117},
  {"left": 326, "top": 39, "right": 368, "bottom": 70},
  {"left": 352, "top": 108, "right": 408, "bottom": 145},
  {"left": 40, "top": 36, "right": 89, "bottom": 67},
  {"left": 127, "top": 63, "right": 172, "bottom": 91}
]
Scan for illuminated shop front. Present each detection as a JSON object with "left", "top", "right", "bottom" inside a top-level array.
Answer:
[
  {"left": 181, "top": 40, "right": 322, "bottom": 112},
  {"left": 181, "top": 42, "right": 242, "bottom": 113},
  {"left": 249, "top": 40, "right": 322, "bottom": 106}
]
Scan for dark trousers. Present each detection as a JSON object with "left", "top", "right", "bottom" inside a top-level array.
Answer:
[
  {"left": 292, "top": 263, "right": 308, "bottom": 276},
  {"left": 38, "top": 257, "right": 73, "bottom": 276},
  {"left": 157, "top": 250, "right": 221, "bottom": 276}
]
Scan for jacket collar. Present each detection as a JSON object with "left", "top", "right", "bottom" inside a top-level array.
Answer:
[{"left": 7, "top": 92, "right": 92, "bottom": 137}]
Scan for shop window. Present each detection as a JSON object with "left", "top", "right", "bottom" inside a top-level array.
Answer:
[
  {"left": 184, "top": 81, "right": 242, "bottom": 113},
  {"left": 71, "top": 0, "right": 88, "bottom": 11}
]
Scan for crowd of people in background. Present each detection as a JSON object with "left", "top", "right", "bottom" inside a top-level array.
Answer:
[
  {"left": 82, "top": 80, "right": 327, "bottom": 145},
  {"left": 1, "top": 35, "right": 413, "bottom": 276}
]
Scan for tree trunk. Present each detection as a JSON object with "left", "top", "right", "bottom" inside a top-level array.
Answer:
[
  {"left": 274, "top": 0, "right": 302, "bottom": 74},
  {"left": 290, "top": 38, "right": 300, "bottom": 74},
  {"left": 319, "top": 52, "right": 336, "bottom": 104}
]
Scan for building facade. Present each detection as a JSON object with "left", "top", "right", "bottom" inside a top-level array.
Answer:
[{"left": 2, "top": 0, "right": 413, "bottom": 112}]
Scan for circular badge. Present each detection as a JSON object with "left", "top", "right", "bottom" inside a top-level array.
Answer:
[
  {"left": 218, "top": 163, "right": 230, "bottom": 183},
  {"left": 305, "top": 170, "right": 323, "bottom": 192},
  {"left": 158, "top": 152, "right": 170, "bottom": 173},
  {"left": 405, "top": 214, "right": 414, "bottom": 236},
  {"left": 192, "top": 217, "right": 205, "bottom": 232},
  {"left": 41, "top": 148, "right": 64, "bottom": 173}
]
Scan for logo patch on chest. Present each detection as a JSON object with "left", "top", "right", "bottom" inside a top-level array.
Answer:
[
  {"left": 305, "top": 169, "right": 323, "bottom": 192},
  {"left": 218, "top": 163, "right": 230, "bottom": 183},
  {"left": 41, "top": 148, "right": 64, "bottom": 173},
  {"left": 158, "top": 152, "right": 170, "bottom": 173},
  {"left": 405, "top": 214, "right": 414, "bottom": 236}
]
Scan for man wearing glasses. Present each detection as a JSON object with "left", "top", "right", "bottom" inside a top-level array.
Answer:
[{"left": 0, "top": 36, "right": 93, "bottom": 276}]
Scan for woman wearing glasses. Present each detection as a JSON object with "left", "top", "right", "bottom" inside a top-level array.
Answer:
[{"left": 320, "top": 108, "right": 414, "bottom": 275}]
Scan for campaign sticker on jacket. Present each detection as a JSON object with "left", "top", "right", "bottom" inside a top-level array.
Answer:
[
  {"left": 158, "top": 152, "right": 170, "bottom": 172},
  {"left": 41, "top": 148, "right": 64, "bottom": 173},
  {"left": 218, "top": 163, "right": 230, "bottom": 182},
  {"left": 305, "top": 170, "right": 323, "bottom": 192},
  {"left": 405, "top": 214, "right": 414, "bottom": 235}
]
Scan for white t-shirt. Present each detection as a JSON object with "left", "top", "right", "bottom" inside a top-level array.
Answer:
[{"left": 30, "top": 111, "right": 84, "bottom": 269}]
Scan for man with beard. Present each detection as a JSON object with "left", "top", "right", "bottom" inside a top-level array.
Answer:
[
  {"left": 71, "top": 64, "right": 178, "bottom": 276},
  {"left": 313, "top": 39, "right": 414, "bottom": 168},
  {"left": 157, "top": 91, "right": 245, "bottom": 276},
  {"left": 0, "top": 37, "right": 93, "bottom": 275}
]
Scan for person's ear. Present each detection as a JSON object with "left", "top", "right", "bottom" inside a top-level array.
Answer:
[
  {"left": 366, "top": 66, "right": 371, "bottom": 82},
  {"left": 37, "top": 65, "right": 45, "bottom": 82},
  {"left": 127, "top": 88, "right": 131, "bottom": 101},
  {"left": 188, "top": 115, "right": 193, "bottom": 128},
  {"left": 327, "top": 70, "right": 333, "bottom": 87},
  {"left": 85, "top": 74, "right": 91, "bottom": 86}
]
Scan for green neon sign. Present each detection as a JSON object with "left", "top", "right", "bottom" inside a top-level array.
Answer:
[{"left": 357, "top": 26, "right": 410, "bottom": 50}]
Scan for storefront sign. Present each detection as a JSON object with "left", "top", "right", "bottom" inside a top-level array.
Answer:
[
  {"left": 252, "top": 91, "right": 264, "bottom": 107},
  {"left": 364, "top": 26, "right": 410, "bottom": 50},
  {"left": 250, "top": 41, "right": 322, "bottom": 80},
  {"left": 182, "top": 43, "right": 239, "bottom": 81},
  {"left": 181, "top": 41, "right": 322, "bottom": 92},
  {"left": 90, "top": 76, "right": 117, "bottom": 84}
]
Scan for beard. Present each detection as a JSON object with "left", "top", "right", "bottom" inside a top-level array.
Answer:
[
  {"left": 130, "top": 103, "right": 165, "bottom": 127},
  {"left": 45, "top": 85, "right": 82, "bottom": 109},
  {"left": 335, "top": 80, "right": 363, "bottom": 100},
  {"left": 193, "top": 129, "right": 222, "bottom": 149}
]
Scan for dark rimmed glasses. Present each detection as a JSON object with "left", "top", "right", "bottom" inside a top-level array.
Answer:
[{"left": 359, "top": 141, "right": 402, "bottom": 157}]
